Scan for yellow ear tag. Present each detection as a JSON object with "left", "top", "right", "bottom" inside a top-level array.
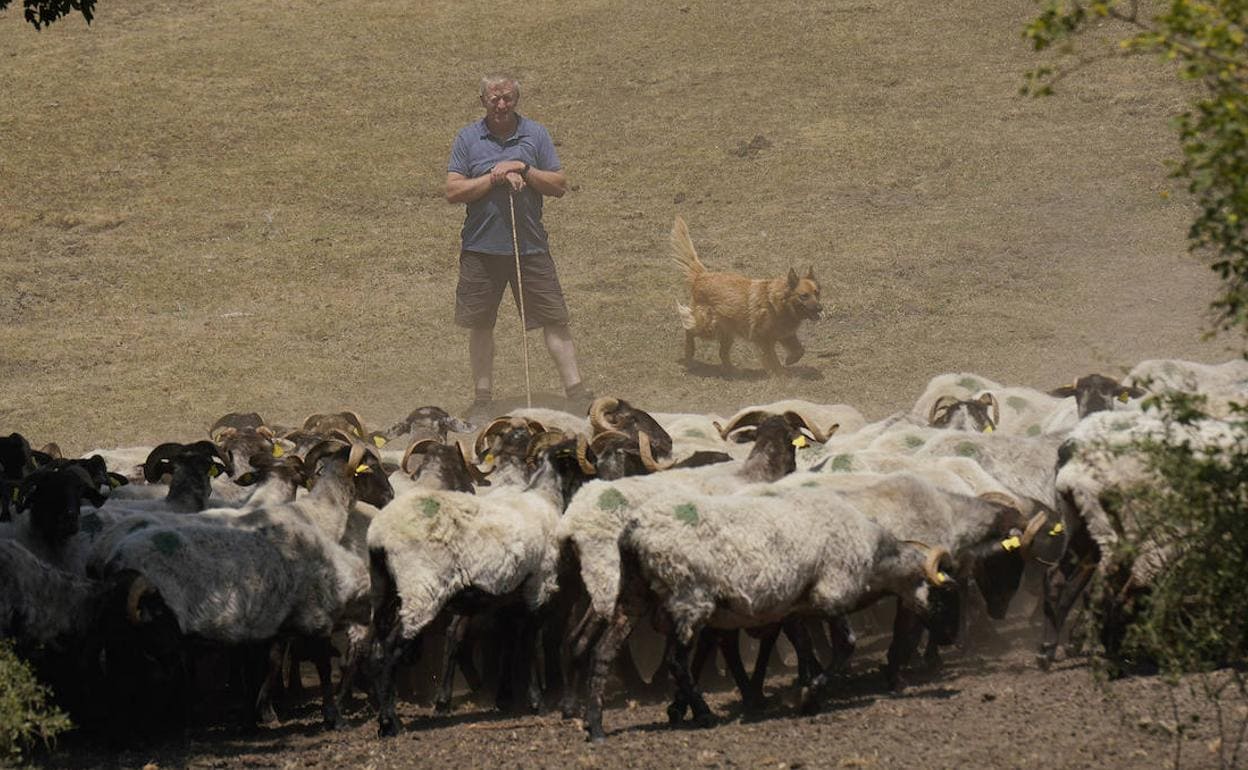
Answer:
[
  {"left": 935, "top": 572, "right": 950, "bottom": 585},
  {"left": 9, "top": 488, "right": 18, "bottom": 502},
  {"left": 1000, "top": 536, "right": 1021, "bottom": 552},
  {"left": 208, "top": 466, "right": 220, "bottom": 478},
  {"left": 373, "top": 436, "right": 387, "bottom": 448},
  {"left": 354, "top": 464, "right": 372, "bottom": 475},
  {"left": 1118, "top": 392, "right": 1130, "bottom": 403},
  {"left": 109, "top": 477, "right": 121, "bottom": 489},
  {"left": 485, "top": 453, "right": 495, "bottom": 464},
  {"left": 1049, "top": 522, "right": 1065, "bottom": 536},
  {"left": 304, "top": 477, "right": 315, "bottom": 490},
  {"left": 792, "top": 435, "right": 808, "bottom": 448},
  {"left": 272, "top": 444, "right": 285, "bottom": 458},
  {"left": 983, "top": 425, "right": 994, "bottom": 433}
]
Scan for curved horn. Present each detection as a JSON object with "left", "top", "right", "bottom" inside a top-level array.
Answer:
[
  {"left": 401, "top": 439, "right": 440, "bottom": 475},
  {"left": 256, "top": 425, "right": 275, "bottom": 440},
  {"left": 474, "top": 417, "right": 518, "bottom": 458},
  {"left": 977, "top": 392, "right": 1000, "bottom": 427},
  {"left": 303, "top": 436, "right": 351, "bottom": 475},
  {"left": 928, "top": 395, "right": 960, "bottom": 425},
  {"left": 126, "top": 575, "right": 153, "bottom": 625},
  {"left": 339, "top": 410, "right": 366, "bottom": 437},
  {"left": 575, "top": 434, "right": 597, "bottom": 475},
  {"left": 782, "top": 411, "right": 838, "bottom": 444},
  {"left": 588, "top": 397, "right": 621, "bottom": 434},
  {"left": 977, "top": 491, "right": 1022, "bottom": 511},
  {"left": 1018, "top": 510, "right": 1050, "bottom": 555},
  {"left": 637, "top": 432, "right": 673, "bottom": 472},
  {"left": 923, "top": 545, "right": 953, "bottom": 586},
  {"left": 713, "top": 409, "right": 770, "bottom": 440},
  {"left": 143, "top": 443, "right": 186, "bottom": 483},
  {"left": 589, "top": 429, "right": 632, "bottom": 455},
  {"left": 459, "top": 441, "right": 492, "bottom": 484}
]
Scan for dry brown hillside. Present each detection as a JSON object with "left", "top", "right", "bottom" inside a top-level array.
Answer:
[{"left": 1, "top": 0, "right": 1239, "bottom": 454}]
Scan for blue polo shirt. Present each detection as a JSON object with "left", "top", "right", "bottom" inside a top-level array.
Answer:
[{"left": 448, "top": 114, "right": 562, "bottom": 256}]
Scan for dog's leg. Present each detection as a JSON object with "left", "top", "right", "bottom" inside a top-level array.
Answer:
[
  {"left": 779, "top": 334, "right": 804, "bottom": 366},
  {"left": 757, "top": 341, "right": 786, "bottom": 378},
  {"left": 717, "top": 333, "right": 736, "bottom": 374}
]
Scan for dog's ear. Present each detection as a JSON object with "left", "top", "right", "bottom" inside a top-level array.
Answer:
[
  {"left": 787, "top": 267, "right": 799, "bottom": 290},
  {"left": 805, "top": 264, "right": 815, "bottom": 280}
]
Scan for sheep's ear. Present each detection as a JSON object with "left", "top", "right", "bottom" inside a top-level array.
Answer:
[
  {"left": 1049, "top": 385, "right": 1077, "bottom": 398},
  {"left": 787, "top": 267, "right": 799, "bottom": 290}
]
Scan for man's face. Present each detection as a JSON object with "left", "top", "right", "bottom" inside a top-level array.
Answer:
[{"left": 481, "top": 83, "right": 519, "bottom": 122}]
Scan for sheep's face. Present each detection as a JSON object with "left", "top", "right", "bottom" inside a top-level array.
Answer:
[
  {"left": 353, "top": 456, "right": 395, "bottom": 508},
  {"left": 21, "top": 465, "right": 103, "bottom": 544},
  {"left": 1050, "top": 374, "right": 1146, "bottom": 418},
  {"left": 973, "top": 546, "right": 1025, "bottom": 620},
  {"left": 0, "top": 432, "right": 31, "bottom": 481},
  {"left": 388, "top": 406, "right": 475, "bottom": 442},
  {"left": 408, "top": 443, "right": 477, "bottom": 493},
  {"left": 916, "top": 579, "right": 961, "bottom": 646}
]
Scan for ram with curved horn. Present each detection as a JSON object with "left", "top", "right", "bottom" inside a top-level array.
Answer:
[
  {"left": 714, "top": 409, "right": 837, "bottom": 445},
  {"left": 928, "top": 393, "right": 999, "bottom": 433},
  {"left": 588, "top": 397, "right": 674, "bottom": 458}
]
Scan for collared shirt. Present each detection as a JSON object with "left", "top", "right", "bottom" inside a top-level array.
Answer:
[{"left": 448, "top": 114, "right": 562, "bottom": 256}]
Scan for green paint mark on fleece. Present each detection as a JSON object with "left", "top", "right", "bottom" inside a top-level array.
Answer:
[
  {"left": 1026, "top": 425, "right": 1042, "bottom": 437},
  {"left": 1007, "top": 396, "right": 1029, "bottom": 413},
  {"left": 597, "top": 488, "right": 628, "bottom": 512},
  {"left": 830, "top": 454, "right": 854, "bottom": 472},
  {"left": 79, "top": 513, "right": 103, "bottom": 536},
  {"left": 151, "top": 531, "right": 182, "bottom": 556},
  {"left": 674, "top": 503, "right": 699, "bottom": 526},
  {"left": 904, "top": 434, "right": 926, "bottom": 449},
  {"left": 421, "top": 498, "right": 441, "bottom": 517},
  {"left": 955, "top": 442, "right": 979, "bottom": 459},
  {"left": 683, "top": 429, "right": 706, "bottom": 439},
  {"left": 956, "top": 376, "right": 982, "bottom": 391}
]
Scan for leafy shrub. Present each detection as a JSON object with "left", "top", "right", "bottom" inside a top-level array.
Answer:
[{"left": 0, "top": 641, "right": 71, "bottom": 763}]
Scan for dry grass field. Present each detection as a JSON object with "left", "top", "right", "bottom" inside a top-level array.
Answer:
[
  {"left": 3, "top": 0, "right": 1246, "bottom": 766},
  {"left": 2, "top": 0, "right": 1240, "bottom": 455}
]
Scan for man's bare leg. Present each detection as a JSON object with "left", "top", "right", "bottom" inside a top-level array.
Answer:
[
  {"left": 543, "top": 324, "right": 583, "bottom": 391},
  {"left": 469, "top": 327, "right": 495, "bottom": 400}
]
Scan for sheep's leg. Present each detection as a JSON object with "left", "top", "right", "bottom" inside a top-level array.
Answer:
[
  {"left": 825, "top": 614, "right": 856, "bottom": 676},
  {"left": 562, "top": 607, "right": 604, "bottom": 719},
  {"left": 665, "top": 633, "right": 713, "bottom": 728},
  {"left": 435, "top": 614, "right": 470, "bottom": 714},
  {"left": 252, "top": 639, "right": 286, "bottom": 725},
  {"left": 371, "top": 624, "right": 414, "bottom": 738},
  {"left": 335, "top": 625, "right": 369, "bottom": 713},
  {"left": 585, "top": 607, "right": 638, "bottom": 743},
  {"left": 1039, "top": 560, "right": 1095, "bottom": 670},
  {"left": 883, "top": 603, "right": 925, "bottom": 692},
  {"left": 307, "top": 636, "right": 345, "bottom": 730},
  {"left": 672, "top": 629, "right": 718, "bottom": 723}
]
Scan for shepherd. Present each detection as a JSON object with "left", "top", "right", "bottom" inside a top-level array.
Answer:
[{"left": 446, "top": 73, "right": 593, "bottom": 419}]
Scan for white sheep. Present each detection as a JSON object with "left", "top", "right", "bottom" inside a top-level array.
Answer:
[
  {"left": 1125, "top": 357, "right": 1248, "bottom": 418},
  {"left": 562, "top": 483, "right": 956, "bottom": 741},
  {"left": 367, "top": 452, "right": 566, "bottom": 736}
]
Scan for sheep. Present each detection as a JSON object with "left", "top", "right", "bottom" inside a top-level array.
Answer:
[
  {"left": 0, "top": 539, "right": 107, "bottom": 722},
  {"left": 771, "top": 471, "right": 1052, "bottom": 682},
  {"left": 1124, "top": 357, "right": 1248, "bottom": 418},
  {"left": 1, "top": 432, "right": 35, "bottom": 522},
  {"left": 98, "top": 438, "right": 393, "bottom": 729},
  {"left": 911, "top": 430, "right": 1063, "bottom": 508},
  {"left": 562, "top": 482, "right": 959, "bottom": 741},
  {"left": 1036, "top": 408, "right": 1241, "bottom": 669},
  {"left": 367, "top": 435, "right": 573, "bottom": 736},
  {"left": 927, "top": 393, "right": 999, "bottom": 433},
  {"left": 1, "top": 462, "right": 108, "bottom": 570}
]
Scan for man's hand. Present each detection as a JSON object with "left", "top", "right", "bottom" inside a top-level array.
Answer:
[
  {"left": 503, "top": 171, "right": 526, "bottom": 192},
  {"left": 490, "top": 160, "right": 527, "bottom": 186}
]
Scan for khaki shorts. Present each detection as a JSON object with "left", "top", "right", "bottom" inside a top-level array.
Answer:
[{"left": 454, "top": 250, "right": 571, "bottom": 330}]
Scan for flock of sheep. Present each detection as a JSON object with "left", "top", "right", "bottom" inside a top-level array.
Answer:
[{"left": 1, "top": 357, "right": 1246, "bottom": 744}]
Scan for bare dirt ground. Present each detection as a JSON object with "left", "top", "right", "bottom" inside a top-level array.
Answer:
[{"left": 3, "top": 0, "right": 1246, "bottom": 766}]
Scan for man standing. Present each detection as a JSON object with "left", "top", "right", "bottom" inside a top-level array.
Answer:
[{"left": 446, "top": 73, "right": 592, "bottom": 418}]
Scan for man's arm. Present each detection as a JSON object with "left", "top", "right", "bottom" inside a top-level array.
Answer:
[
  {"left": 445, "top": 171, "right": 494, "bottom": 204},
  {"left": 521, "top": 166, "right": 568, "bottom": 198}
]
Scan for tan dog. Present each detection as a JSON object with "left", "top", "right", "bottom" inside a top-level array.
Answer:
[{"left": 672, "top": 216, "right": 822, "bottom": 376}]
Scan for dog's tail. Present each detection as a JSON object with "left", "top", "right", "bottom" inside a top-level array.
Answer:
[{"left": 670, "top": 215, "right": 707, "bottom": 283}]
